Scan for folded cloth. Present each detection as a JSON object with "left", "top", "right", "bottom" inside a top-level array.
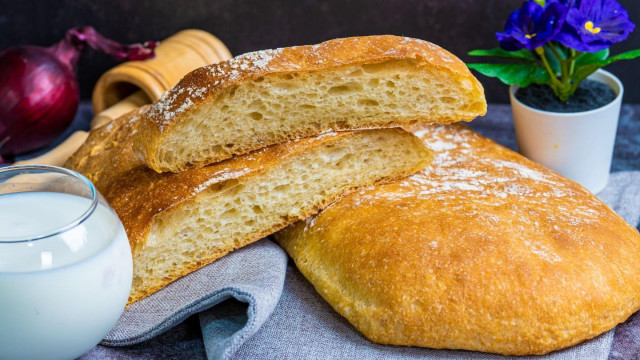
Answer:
[
  {"left": 98, "top": 238, "right": 287, "bottom": 348},
  {"left": 81, "top": 171, "right": 640, "bottom": 360}
]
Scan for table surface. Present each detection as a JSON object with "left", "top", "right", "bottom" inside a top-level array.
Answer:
[{"left": 16, "top": 102, "right": 640, "bottom": 359}]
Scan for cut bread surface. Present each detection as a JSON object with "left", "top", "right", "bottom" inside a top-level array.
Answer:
[
  {"left": 65, "top": 113, "right": 431, "bottom": 303},
  {"left": 133, "top": 35, "right": 486, "bottom": 172}
]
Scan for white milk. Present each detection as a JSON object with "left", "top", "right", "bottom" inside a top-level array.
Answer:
[{"left": 0, "top": 192, "right": 133, "bottom": 360}]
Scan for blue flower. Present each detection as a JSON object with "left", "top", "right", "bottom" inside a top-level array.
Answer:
[
  {"left": 555, "top": 0, "right": 636, "bottom": 52},
  {"left": 496, "top": 1, "right": 568, "bottom": 51}
]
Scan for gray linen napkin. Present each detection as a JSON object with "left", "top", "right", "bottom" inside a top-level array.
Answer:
[
  {"left": 100, "top": 238, "right": 287, "bottom": 347},
  {"left": 232, "top": 265, "right": 614, "bottom": 360},
  {"left": 82, "top": 171, "right": 640, "bottom": 360}
]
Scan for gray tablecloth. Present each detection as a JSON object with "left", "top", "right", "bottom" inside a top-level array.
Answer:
[{"left": 42, "top": 103, "right": 638, "bottom": 359}]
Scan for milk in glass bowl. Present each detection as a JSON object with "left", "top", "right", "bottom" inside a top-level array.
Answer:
[{"left": 0, "top": 165, "right": 133, "bottom": 360}]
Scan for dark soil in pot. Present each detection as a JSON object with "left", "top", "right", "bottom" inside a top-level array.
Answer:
[{"left": 515, "top": 79, "right": 616, "bottom": 113}]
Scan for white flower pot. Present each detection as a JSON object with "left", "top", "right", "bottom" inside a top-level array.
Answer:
[{"left": 510, "top": 69, "right": 623, "bottom": 193}]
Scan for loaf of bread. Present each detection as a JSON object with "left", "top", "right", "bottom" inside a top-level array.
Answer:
[
  {"left": 276, "top": 123, "right": 640, "bottom": 355},
  {"left": 133, "top": 35, "right": 486, "bottom": 172},
  {"left": 65, "top": 110, "right": 432, "bottom": 303}
]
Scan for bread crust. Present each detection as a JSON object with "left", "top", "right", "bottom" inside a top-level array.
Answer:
[
  {"left": 133, "top": 35, "right": 486, "bottom": 172},
  {"left": 276, "top": 123, "right": 640, "bottom": 355}
]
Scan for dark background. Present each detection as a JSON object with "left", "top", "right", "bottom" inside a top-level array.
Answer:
[{"left": 1, "top": 0, "right": 639, "bottom": 103}]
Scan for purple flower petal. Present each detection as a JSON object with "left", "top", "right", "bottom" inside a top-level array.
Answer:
[
  {"left": 535, "top": 2, "right": 568, "bottom": 41},
  {"left": 557, "top": 0, "right": 635, "bottom": 51},
  {"left": 497, "top": 1, "right": 567, "bottom": 51}
]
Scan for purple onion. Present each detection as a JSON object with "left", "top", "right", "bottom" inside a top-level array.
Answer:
[{"left": 0, "top": 27, "right": 157, "bottom": 159}]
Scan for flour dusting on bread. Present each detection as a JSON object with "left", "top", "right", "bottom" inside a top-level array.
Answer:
[
  {"left": 149, "top": 48, "right": 285, "bottom": 127},
  {"left": 407, "top": 125, "right": 584, "bottom": 205}
]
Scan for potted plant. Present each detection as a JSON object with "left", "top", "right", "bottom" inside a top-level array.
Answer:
[{"left": 468, "top": 0, "right": 639, "bottom": 193}]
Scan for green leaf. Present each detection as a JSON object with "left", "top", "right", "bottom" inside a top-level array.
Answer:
[
  {"left": 574, "top": 49, "right": 609, "bottom": 67},
  {"left": 467, "top": 63, "right": 550, "bottom": 87},
  {"left": 604, "top": 49, "right": 640, "bottom": 64},
  {"left": 571, "top": 49, "right": 640, "bottom": 89},
  {"left": 468, "top": 48, "right": 537, "bottom": 62}
]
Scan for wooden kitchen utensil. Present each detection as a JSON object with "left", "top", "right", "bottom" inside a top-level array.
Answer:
[
  {"left": 16, "top": 29, "right": 231, "bottom": 166},
  {"left": 92, "top": 29, "right": 231, "bottom": 114}
]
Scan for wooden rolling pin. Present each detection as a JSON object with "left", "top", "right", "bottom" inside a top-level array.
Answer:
[{"left": 16, "top": 29, "right": 231, "bottom": 166}]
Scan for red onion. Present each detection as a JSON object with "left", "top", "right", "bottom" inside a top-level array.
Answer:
[{"left": 0, "top": 27, "right": 157, "bottom": 160}]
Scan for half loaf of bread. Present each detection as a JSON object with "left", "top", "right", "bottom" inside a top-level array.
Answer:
[
  {"left": 276, "top": 123, "right": 640, "bottom": 355},
  {"left": 65, "top": 109, "right": 432, "bottom": 303},
  {"left": 133, "top": 35, "right": 486, "bottom": 172}
]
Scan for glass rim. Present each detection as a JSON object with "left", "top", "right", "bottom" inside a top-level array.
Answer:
[{"left": 0, "top": 165, "right": 98, "bottom": 243}]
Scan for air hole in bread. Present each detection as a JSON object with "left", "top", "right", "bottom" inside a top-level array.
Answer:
[
  {"left": 358, "top": 99, "right": 379, "bottom": 106},
  {"left": 273, "top": 184, "right": 288, "bottom": 193},
  {"left": 361, "top": 62, "right": 399, "bottom": 73},
  {"left": 328, "top": 82, "right": 364, "bottom": 94},
  {"left": 248, "top": 99, "right": 265, "bottom": 109},
  {"left": 275, "top": 82, "right": 299, "bottom": 90}
]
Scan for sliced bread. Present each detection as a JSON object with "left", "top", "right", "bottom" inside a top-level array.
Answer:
[
  {"left": 133, "top": 35, "right": 486, "bottom": 172},
  {"left": 66, "top": 110, "right": 432, "bottom": 303}
]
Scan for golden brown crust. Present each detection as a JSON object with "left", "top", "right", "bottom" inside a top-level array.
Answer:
[
  {"left": 276, "top": 123, "right": 640, "bottom": 355},
  {"left": 65, "top": 107, "right": 149, "bottom": 190},
  {"left": 133, "top": 35, "right": 486, "bottom": 172}
]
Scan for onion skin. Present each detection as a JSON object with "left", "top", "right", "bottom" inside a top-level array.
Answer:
[
  {"left": 0, "top": 27, "right": 156, "bottom": 158},
  {"left": 0, "top": 46, "right": 79, "bottom": 157}
]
